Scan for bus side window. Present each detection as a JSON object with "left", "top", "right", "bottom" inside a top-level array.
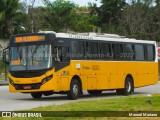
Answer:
[
  {"left": 147, "top": 45, "right": 154, "bottom": 61},
  {"left": 61, "top": 47, "right": 70, "bottom": 62},
  {"left": 134, "top": 44, "right": 144, "bottom": 61},
  {"left": 71, "top": 41, "right": 85, "bottom": 59},
  {"left": 53, "top": 47, "right": 58, "bottom": 61},
  {"left": 85, "top": 42, "right": 89, "bottom": 58},
  {"left": 99, "top": 43, "right": 112, "bottom": 60},
  {"left": 86, "top": 42, "right": 99, "bottom": 59},
  {"left": 55, "top": 47, "right": 70, "bottom": 62},
  {"left": 144, "top": 45, "right": 148, "bottom": 61},
  {"left": 112, "top": 43, "right": 123, "bottom": 60},
  {"left": 123, "top": 44, "right": 134, "bottom": 60}
]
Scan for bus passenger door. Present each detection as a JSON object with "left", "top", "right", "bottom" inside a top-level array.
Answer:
[{"left": 54, "top": 46, "right": 70, "bottom": 91}]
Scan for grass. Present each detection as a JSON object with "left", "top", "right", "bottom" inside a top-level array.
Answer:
[
  {"left": 0, "top": 73, "right": 6, "bottom": 80},
  {"left": 0, "top": 60, "right": 8, "bottom": 80},
  {"left": 31, "top": 94, "right": 160, "bottom": 111},
  {"left": 0, "top": 95, "right": 160, "bottom": 120},
  {"left": 0, "top": 61, "right": 8, "bottom": 72}
]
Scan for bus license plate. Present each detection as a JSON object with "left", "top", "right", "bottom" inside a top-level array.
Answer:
[{"left": 23, "top": 85, "right": 31, "bottom": 90}]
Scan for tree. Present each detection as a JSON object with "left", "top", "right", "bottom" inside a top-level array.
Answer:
[
  {"left": 27, "top": 0, "right": 36, "bottom": 33},
  {"left": 0, "top": 0, "right": 6, "bottom": 38},
  {"left": 70, "top": 6, "right": 97, "bottom": 32},
  {"left": 2, "top": 0, "right": 19, "bottom": 37},
  {"left": 88, "top": 2, "right": 100, "bottom": 31},
  {"left": 13, "top": 2, "right": 30, "bottom": 34},
  {"left": 43, "top": 0, "right": 78, "bottom": 32},
  {"left": 0, "top": 0, "right": 29, "bottom": 39},
  {"left": 98, "top": 0, "right": 126, "bottom": 33},
  {"left": 118, "top": 1, "right": 160, "bottom": 41}
]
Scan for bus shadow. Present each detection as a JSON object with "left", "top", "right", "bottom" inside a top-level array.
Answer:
[
  {"left": 132, "top": 92, "right": 152, "bottom": 95},
  {"left": 80, "top": 92, "right": 117, "bottom": 99}
]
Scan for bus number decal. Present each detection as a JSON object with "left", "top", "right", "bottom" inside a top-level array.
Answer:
[{"left": 92, "top": 65, "right": 100, "bottom": 70}]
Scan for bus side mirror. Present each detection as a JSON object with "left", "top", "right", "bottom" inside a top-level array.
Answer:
[{"left": 3, "top": 47, "right": 10, "bottom": 65}]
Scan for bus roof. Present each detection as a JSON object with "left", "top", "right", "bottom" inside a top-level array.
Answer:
[{"left": 39, "top": 31, "right": 156, "bottom": 44}]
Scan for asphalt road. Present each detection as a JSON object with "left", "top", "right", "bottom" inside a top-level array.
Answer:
[{"left": 0, "top": 82, "right": 160, "bottom": 111}]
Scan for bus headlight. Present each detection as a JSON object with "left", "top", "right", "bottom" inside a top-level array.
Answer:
[
  {"left": 42, "top": 75, "right": 53, "bottom": 85},
  {"left": 9, "top": 78, "right": 14, "bottom": 86}
]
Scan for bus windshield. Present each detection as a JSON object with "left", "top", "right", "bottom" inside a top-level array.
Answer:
[{"left": 9, "top": 44, "right": 52, "bottom": 71}]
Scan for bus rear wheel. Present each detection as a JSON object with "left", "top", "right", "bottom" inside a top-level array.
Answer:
[
  {"left": 31, "top": 92, "right": 42, "bottom": 99},
  {"left": 116, "top": 77, "right": 133, "bottom": 95},
  {"left": 67, "top": 79, "right": 80, "bottom": 100},
  {"left": 88, "top": 90, "right": 102, "bottom": 95}
]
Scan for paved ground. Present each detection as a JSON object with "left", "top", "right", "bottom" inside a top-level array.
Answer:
[{"left": 0, "top": 82, "right": 160, "bottom": 111}]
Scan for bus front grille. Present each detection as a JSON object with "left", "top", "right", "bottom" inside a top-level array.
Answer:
[{"left": 14, "top": 83, "right": 41, "bottom": 90}]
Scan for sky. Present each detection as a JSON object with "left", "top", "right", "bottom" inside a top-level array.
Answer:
[{"left": 21, "top": 0, "right": 102, "bottom": 7}]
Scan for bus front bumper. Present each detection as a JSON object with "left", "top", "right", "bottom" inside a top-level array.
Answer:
[{"left": 8, "top": 74, "right": 56, "bottom": 93}]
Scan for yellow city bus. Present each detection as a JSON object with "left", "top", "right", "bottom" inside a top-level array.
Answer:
[{"left": 3, "top": 31, "right": 158, "bottom": 100}]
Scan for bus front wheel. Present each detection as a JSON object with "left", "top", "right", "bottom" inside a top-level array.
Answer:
[
  {"left": 116, "top": 77, "right": 134, "bottom": 95},
  {"left": 31, "top": 92, "right": 42, "bottom": 99},
  {"left": 67, "top": 79, "right": 80, "bottom": 100}
]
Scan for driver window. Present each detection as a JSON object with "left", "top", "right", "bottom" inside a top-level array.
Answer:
[{"left": 54, "top": 46, "right": 70, "bottom": 62}]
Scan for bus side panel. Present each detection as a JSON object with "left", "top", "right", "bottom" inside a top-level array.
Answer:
[
  {"left": 135, "top": 62, "right": 158, "bottom": 87},
  {"left": 117, "top": 62, "right": 138, "bottom": 88},
  {"left": 71, "top": 61, "right": 119, "bottom": 90},
  {"left": 98, "top": 62, "right": 118, "bottom": 89},
  {"left": 80, "top": 61, "right": 119, "bottom": 90},
  {"left": 71, "top": 61, "right": 88, "bottom": 90},
  {"left": 138, "top": 62, "right": 148, "bottom": 87},
  {"left": 55, "top": 65, "right": 72, "bottom": 91},
  {"left": 145, "top": 62, "right": 158, "bottom": 85},
  {"left": 65, "top": 60, "right": 158, "bottom": 91},
  {"left": 96, "top": 62, "right": 108, "bottom": 90},
  {"left": 154, "top": 62, "right": 158, "bottom": 84}
]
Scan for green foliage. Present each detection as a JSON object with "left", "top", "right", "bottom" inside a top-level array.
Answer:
[
  {"left": 0, "top": 0, "right": 160, "bottom": 41},
  {"left": 98, "top": 0, "right": 126, "bottom": 33},
  {"left": 119, "top": 2, "right": 160, "bottom": 40},
  {"left": 32, "top": 95, "right": 160, "bottom": 111},
  {"left": 43, "top": 0, "right": 78, "bottom": 32},
  {"left": 13, "top": 2, "right": 31, "bottom": 34},
  {"left": 0, "top": 0, "right": 30, "bottom": 39}
]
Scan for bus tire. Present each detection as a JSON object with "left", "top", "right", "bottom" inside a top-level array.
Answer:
[
  {"left": 87, "top": 90, "right": 102, "bottom": 95},
  {"left": 124, "top": 77, "right": 134, "bottom": 95},
  {"left": 67, "top": 79, "right": 80, "bottom": 100},
  {"left": 31, "top": 92, "right": 42, "bottom": 99},
  {"left": 116, "top": 77, "right": 134, "bottom": 95}
]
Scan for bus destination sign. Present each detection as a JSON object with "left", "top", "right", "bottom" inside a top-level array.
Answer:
[{"left": 15, "top": 35, "right": 45, "bottom": 43}]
